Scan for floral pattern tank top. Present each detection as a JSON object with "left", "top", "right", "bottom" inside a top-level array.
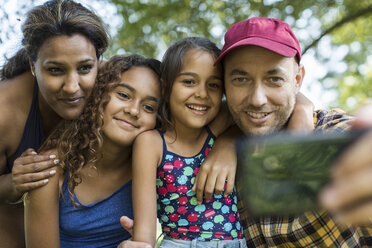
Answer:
[{"left": 156, "top": 127, "right": 243, "bottom": 241}]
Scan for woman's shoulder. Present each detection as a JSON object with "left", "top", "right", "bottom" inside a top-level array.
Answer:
[
  {"left": 0, "top": 71, "right": 35, "bottom": 118},
  {"left": 0, "top": 71, "right": 35, "bottom": 95},
  {"left": 0, "top": 72, "right": 36, "bottom": 151}
]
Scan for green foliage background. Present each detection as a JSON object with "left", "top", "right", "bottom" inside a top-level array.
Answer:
[
  {"left": 100, "top": 0, "right": 372, "bottom": 112},
  {"left": 1, "top": 0, "right": 371, "bottom": 112}
]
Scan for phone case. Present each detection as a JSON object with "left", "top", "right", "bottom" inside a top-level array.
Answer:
[{"left": 236, "top": 130, "right": 365, "bottom": 215}]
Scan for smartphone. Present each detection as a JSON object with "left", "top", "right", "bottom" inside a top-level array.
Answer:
[{"left": 236, "top": 130, "right": 366, "bottom": 216}]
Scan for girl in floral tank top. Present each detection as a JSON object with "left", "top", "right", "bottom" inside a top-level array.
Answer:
[{"left": 132, "top": 37, "right": 247, "bottom": 248}]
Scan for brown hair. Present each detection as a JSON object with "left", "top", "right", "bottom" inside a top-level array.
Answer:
[
  {"left": 1, "top": 0, "right": 109, "bottom": 80},
  {"left": 159, "top": 37, "right": 221, "bottom": 132},
  {"left": 41, "top": 54, "right": 161, "bottom": 204}
]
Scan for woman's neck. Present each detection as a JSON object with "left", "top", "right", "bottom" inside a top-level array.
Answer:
[{"left": 38, "top": 92, "right": 62, "bottom": 136}]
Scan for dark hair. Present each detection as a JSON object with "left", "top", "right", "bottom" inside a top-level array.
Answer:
[
  {"left": 159, "top": 37, "right": 221, "bottom": 131},
  {"left": 41, "top": 54, "right": 161, "bottom": 205},
  {"left": 0, "top": 0, "right": 109, "bottom": 80}
]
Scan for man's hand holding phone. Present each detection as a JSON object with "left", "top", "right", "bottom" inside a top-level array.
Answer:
[
  {"left": 320, "top": 104, "right": 372, "bottom": 225},
  {"left": 236, "top": 129, "right": 366, "bottom": 216}
]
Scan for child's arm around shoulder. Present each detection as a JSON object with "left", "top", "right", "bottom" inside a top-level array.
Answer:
[
  {"left": 193, "top": 126, "right": 242, "bottom": 203},
  {"left": 193, "top": 99, "right": 237, "bottom": 203},
  {"left": 24, "top": 149, "right": 61, "bottom": 248},
  {"left": 132, "top": 130, "right": 163, "bottom": 247}
]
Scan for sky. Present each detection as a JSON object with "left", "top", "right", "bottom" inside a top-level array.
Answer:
[
  {"left": 0, "top": 0, "right": 119, "bottom": 63},
  {"left": 0, "top": 0, "right": 337, "bottom": 109}
]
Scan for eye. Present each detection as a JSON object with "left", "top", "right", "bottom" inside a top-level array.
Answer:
[
  {"left": 47, "top": 67, "right": 64, "bottom": 75},
  {"left": 232, "top": 77, "right": 248, "bottom": 83},
  {"left": 143, "top": 104, "right": 156, "bottom": 113},
  {"left": 182, "top": 79, "right": 195, "bottom": 86},
  {"left": 268, "top": 77, "right": 284, "bottom": 86},
  {"left": 78, "top": 65, "right": 93, "bottom": 74},
  {"left": 208, "top": 81, "right": 222, "bottom": 89},
  {"left": 117, "top": 92, "right": 130, "bottom": 100}
]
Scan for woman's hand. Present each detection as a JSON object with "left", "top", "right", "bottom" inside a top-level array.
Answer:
[{"left": 11, "top": 148, "right": 58, "bottom": 200}]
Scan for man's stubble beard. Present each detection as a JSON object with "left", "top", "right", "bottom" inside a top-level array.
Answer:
[{"left": 231, "top": 95, "right": 296, "bottom": 136}]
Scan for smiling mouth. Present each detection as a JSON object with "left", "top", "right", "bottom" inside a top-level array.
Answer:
[
  {"left": 186, "top": 104, "right": 209, "bottom": 112},
  {"left": 59, "top": 97, "right": 84, "bottom": 104},
  {"left": 114, "top": 117, "right": 138, "bottom": 128},
  {"left": 246, "top": 111, "right": 270, "bottom": 119}
]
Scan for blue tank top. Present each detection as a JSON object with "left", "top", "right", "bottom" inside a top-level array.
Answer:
[
  {"left": 59, "top": 174, "right": 133, "bottom": 248},
  {"left": 156, "top": 127, "right": 243, "bottom": 241},
  {"left": 6, "top": 82, "right": 45, "bottom": 173}
]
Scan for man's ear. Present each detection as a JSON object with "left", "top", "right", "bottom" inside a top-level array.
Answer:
[
  {"left": 295, "top": 64, "right": 305, "bottom": 94},
  {"left": 28, "top": 57, "right": 35, "bottom": 77}
]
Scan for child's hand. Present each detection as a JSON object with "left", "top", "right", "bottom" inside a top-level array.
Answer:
[
  {"left": 287, "top": 92, "right": 314, "bottom": 132},
  {"left": 120, "top": 216, "right": 134, "bottom": 236},
  {"left": 192, "top": 126, "right": 240, "bottom": 204},
  {"left": 117, "top": 216, "right": 152, "bottom": 248},
  {"left": 117, "top": 240, "right": 152, "bottom": 248}
]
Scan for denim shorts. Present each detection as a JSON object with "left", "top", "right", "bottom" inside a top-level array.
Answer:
[{"left": 159, "top": 236, "right": 247, "bottom": 248}]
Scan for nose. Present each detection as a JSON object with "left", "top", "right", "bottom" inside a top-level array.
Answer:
[
  {"left": 195, "top": 84, "right": 208, "bottom": 99},
  {"left": 63, "top": 72, "right": 80, "bottom": 94},
  {"left": 249, "top": 84, "right": 267, "bottom": 107},
  {"left": 124, "top": 100, "right": 139, "bottom": 117}
]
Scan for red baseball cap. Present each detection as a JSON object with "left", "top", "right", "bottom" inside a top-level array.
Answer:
[{"left": 216, "top": 17, "right": 301, "bottom": 64}]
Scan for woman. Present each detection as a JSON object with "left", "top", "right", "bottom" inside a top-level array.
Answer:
[
  {"left": 0, "top": 0, "right": 108, "bottom": 247},
  {"left": 24, "top": 54, "right": 161, "bottom": 248}
]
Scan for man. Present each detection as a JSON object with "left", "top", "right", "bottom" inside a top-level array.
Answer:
[
  {"left": 211, "top": 16, "right": 372, "bottom": 248},
  {"left": 119, "top": 17, "right": 372, "bottom": 247}
]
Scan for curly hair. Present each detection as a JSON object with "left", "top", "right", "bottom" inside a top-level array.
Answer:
[
  {"left": 1, "top": 0, "right": 109, "bottom": 80},
  {"left": 41, "top": 54, "right": 161, "bottom": 205},
  {"left": 159, "top": 37, "right": 221, "bottom": 132}
]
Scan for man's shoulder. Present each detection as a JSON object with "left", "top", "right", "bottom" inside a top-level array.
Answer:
[{"left": 313, "top": 109, "right": 354, "bottom": 133}]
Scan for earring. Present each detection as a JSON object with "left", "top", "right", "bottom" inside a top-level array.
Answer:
[{"left": 31, "top": 70, "right": 35, "bottom": 77}]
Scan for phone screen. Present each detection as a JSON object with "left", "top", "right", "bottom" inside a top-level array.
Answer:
[{"left": 236, "top": 130, "right": 364, "bottom": 215}]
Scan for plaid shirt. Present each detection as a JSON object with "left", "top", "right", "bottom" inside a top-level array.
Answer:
[{"left": 238, "top": 109, "right": 372, "bottom": 248}]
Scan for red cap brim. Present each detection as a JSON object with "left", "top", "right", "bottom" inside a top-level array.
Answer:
[{"left": 215, "top": 37, "right": 299, "bottom": 65}]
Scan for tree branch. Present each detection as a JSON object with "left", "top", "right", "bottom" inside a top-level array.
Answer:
[{"left": 302, "top": 5, "right": 372, "bottom": 55}]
